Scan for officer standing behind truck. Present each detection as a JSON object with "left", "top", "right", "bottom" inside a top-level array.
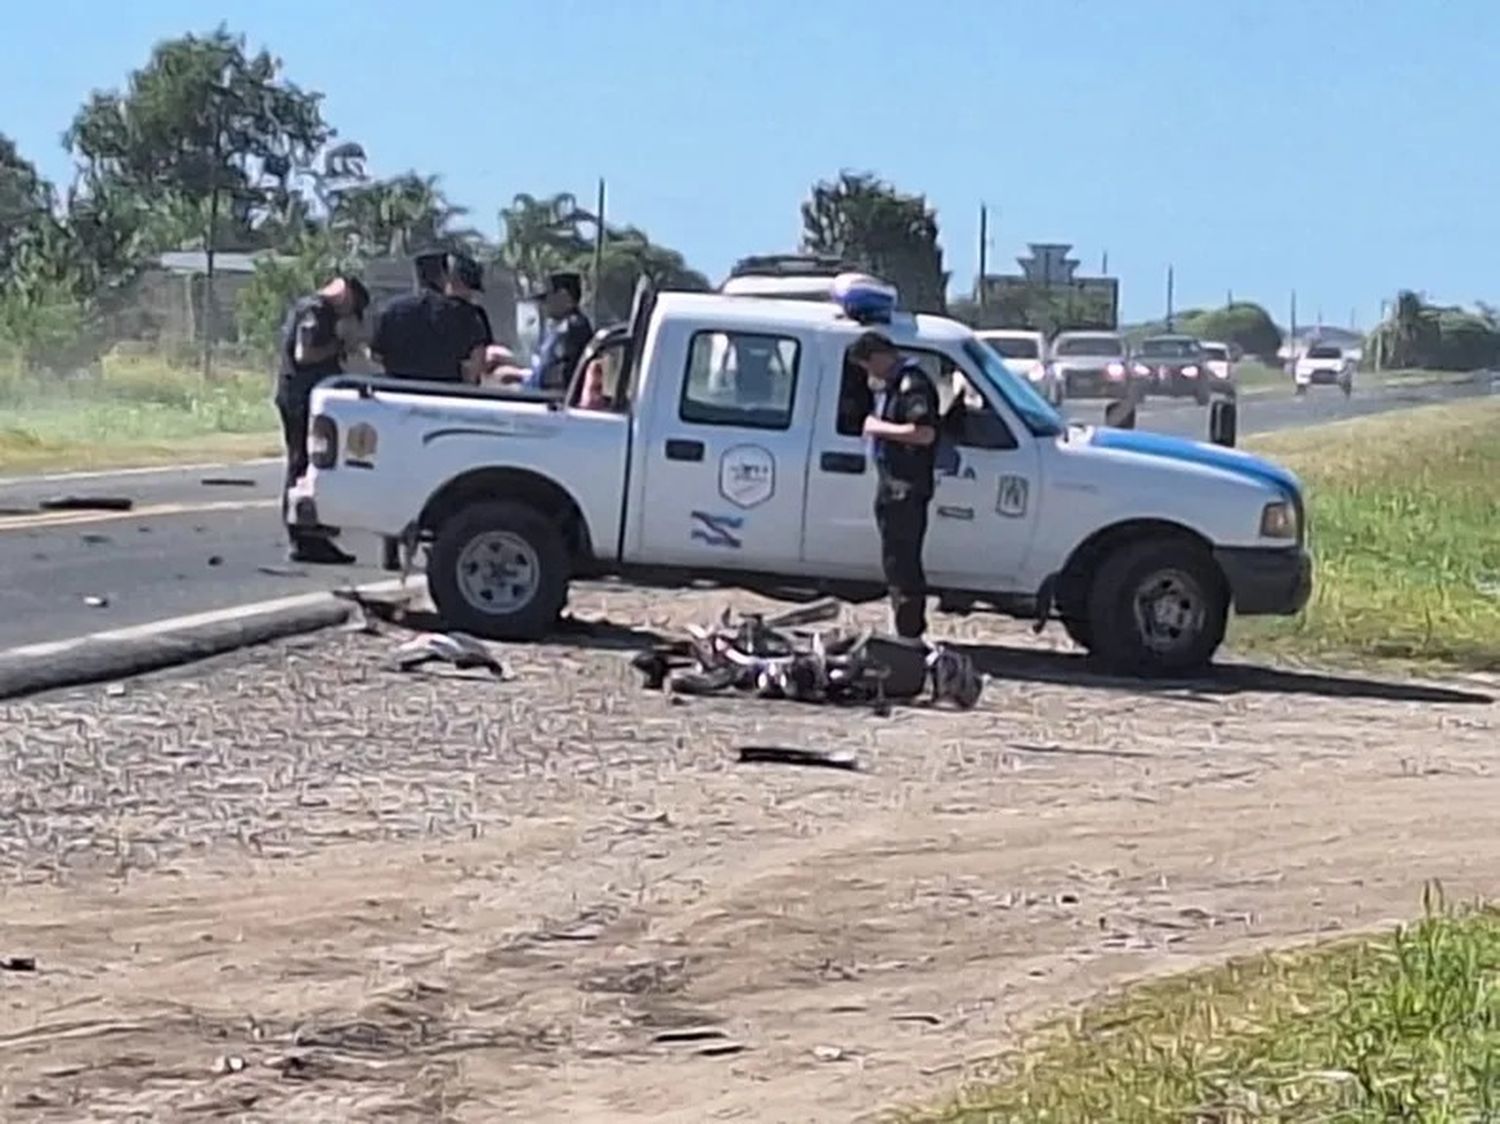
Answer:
[
  {"left": 276, "top": 274, "right": 370, "bottom": 565},
  {"left": 370, "top": 253, "right": 489, "bottom": 382},
  {"left": 849, "top": 331, "right": 940, "bottom": 639}
]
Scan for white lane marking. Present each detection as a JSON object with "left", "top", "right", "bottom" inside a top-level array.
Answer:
[
  {"left": 0, "top": 578, "right": 416, "bottom": 661},
  {"left": 0, "top": 457, "right": 280, "bottom": 489},
  {"left": 0, "top": 499, "right": 277, "bottom": 534}
]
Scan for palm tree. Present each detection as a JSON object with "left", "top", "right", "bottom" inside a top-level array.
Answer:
[{"left": 498, "top": 191, "right": 591, "bottom": 291}]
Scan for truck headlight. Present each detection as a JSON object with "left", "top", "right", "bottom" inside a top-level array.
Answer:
[{"left": 1259, "top": 500, "right": 1298, "bottom": 539}]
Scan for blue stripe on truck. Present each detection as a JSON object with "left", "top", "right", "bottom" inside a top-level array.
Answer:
[{"left": 1089, "top": 427, "right": 1301, "bottom": 497}]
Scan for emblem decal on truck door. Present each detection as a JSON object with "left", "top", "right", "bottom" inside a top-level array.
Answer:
[
  {"left": 718, "top": 444, "right": 776, "bottom": 509},
  {"left": 996, "top": 475, "right": 1029, "bottom": 518},
  {"left": 690, "top": 511, "right": 744, "bottom": 549}
]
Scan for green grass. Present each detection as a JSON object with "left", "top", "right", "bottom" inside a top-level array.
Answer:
[
  {"left": 0, "top": 349, "right": 279, "bottom": 472},
  {"left": 905, "top": 890, "right": 1500, "bottom": 1123},
  {"left": 1233, "top": 398, "right": 1500, "bottom": 672}
]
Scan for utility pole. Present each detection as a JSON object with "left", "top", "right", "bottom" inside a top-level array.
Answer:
[
  {"left": 977, "top": 203, "right": 988, "bottom": 310},
  {"left": 1101, "top": 249, "right": 1109, "bottom": 274},
  {"left": 1165, "top": 265, "right": 1175, "bottom": 330},
  {"left": 1289, "top": 290, "right": 1298, "bottom": 368},
  {"left": 1227, "top": 288, "right": 1234, "bottom": 308},
  {"left": 590, "top": 177, "right": 606, "bottom": 324}
]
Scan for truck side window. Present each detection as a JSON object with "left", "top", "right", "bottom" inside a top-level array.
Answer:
[
  {"left": 834, "top": 346, "right": 960, "bottom": 437},
  {"left": 681, "top": 331, "right": 800, "bottom": 430}
]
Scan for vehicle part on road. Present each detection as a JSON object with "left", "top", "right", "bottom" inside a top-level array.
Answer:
[
  {"left": 1085, "top": 538, "right": 1229, "bottom": 674},
  {"left": 391, "top": 631, "right": 506, "bottom": 676},
  {"left": 1209, "top": 399, "right": 1238, "bottom": 447},
  {"left": 631, "top": 604, "right": 983, "bottom": 709},
  {"left": 38, "top": 495, "right": 134, "bottom": 512},
  {"left": 84, "top": 595, "right": 109, "bottom": 608},
  {"left": 429, "top": 500, "right": 569, "bottom": 640},
  {"left": 1103, "top": 398, "right": 1137, "bottom": 428},
  {"left": 737, "top": 745, "right": 860, "bottom": 771}
]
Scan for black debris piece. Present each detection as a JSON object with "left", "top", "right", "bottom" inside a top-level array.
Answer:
[
  {"left": 200, "top": 477, "right": 258, "bottom": 488},
  {"left": 39, "top": 496, "right": 133, "bottom": 512},
  {"left": 738, "top": 746, "right": 860, "bottom": 772},
  {"left": 1, "top": 956, "right": 36, "bottom": 972}
]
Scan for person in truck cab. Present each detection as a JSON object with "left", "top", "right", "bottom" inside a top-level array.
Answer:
[
  {"left": 493, "top": 273, "right": 594, "bottom": 391},
  {"left": 851, "top": 331, "right": 940, "bottom": 640},
  {"left": 276, "top": 274, "right": 370, "bottom": 565}
]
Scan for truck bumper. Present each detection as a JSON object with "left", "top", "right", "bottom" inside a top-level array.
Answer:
[{"left": 1215, "top": 546, "right": 1312, "bottom": 616}]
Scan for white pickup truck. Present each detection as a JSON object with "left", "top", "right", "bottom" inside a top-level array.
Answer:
[{"left": 293, "top": 280, "right": 1311, "bottom": 673}]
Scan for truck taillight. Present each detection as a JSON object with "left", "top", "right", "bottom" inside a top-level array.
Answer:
[{"left": 310, "top": 415, "right": 338, "bottom": 469}]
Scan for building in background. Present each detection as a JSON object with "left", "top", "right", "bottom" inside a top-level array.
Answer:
[{"left": 973, "top": 243, "right": 1119, "bottom": 332}]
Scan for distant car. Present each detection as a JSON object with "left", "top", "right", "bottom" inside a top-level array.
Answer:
[
  {"left": 1050, "top": 331, "right": 1135, "bottom": 400},
  {"left": 978, "top": 329, "right": 1064, "bottom": 406},
  {"left": 1294, "top": 343, "right": 1354, "bottom": 397},
  {"left": 1200, "top": 341, "right": 1237, "bottom": 393},
  {"left": 1133, "top": 335, "right": 1213, "bottom": 404}
]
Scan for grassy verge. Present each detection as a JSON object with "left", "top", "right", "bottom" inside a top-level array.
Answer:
[
  {"left": 906, "top": 892, "right": 1500, "bottom": 1123},
  {"left": 1233, "top": 398, "right": 1500, "bottom": 672},
  {"left": 0, "top": 350, "right": 279, "bottom": 474}
]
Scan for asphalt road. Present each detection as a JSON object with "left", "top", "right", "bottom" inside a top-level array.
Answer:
[{"left": 0, "top": 376, "right": 1490, "bottom": 651}]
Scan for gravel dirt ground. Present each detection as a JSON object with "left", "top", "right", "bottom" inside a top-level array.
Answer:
[{"left": 1, "top": 586, "right": 1496, "bottom": 1123}]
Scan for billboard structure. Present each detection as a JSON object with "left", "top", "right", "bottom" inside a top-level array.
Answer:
[{"left": 976, "top": 243, "right": 1119, "bottom": 332}]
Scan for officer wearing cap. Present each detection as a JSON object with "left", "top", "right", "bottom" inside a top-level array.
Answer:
[
  {"left": 524, "top": 273, "right": 594, "bottom": 391},
  {"left": 370, "top": 253, "right": 489, "bottom": 382},
  {"left": 849, "top": 330, "right": 940, "bottom": 639}
]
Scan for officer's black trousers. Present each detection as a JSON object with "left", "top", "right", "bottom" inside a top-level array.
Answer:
[
  {"left": 874, "top": 485, "right": 931, "bottom": 639},
  {"left": 276, "top": 390, "right": 317, "bottom": 547}
]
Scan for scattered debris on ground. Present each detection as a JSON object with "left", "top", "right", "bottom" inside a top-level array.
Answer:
[
  {"left": 391, "top": 631, "right": 506, "bottom": 677},
  {"left": 630, "top": 598, "right": 983, "bottom": 710}
]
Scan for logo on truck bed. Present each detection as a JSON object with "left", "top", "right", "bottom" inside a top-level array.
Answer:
[
  {"left": 690, "top": 511, "right": 745, "bottom": 549},
  {"left": 718, "top": 444, "right": 776, "bottom": 509}
]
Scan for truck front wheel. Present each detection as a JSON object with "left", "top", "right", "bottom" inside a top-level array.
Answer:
[
  {"left": 428, "top": 500, "right": 569, "bottom": 641},
  {"left": 1085, "top": 539, "right": 1228, "bottom": 675}
]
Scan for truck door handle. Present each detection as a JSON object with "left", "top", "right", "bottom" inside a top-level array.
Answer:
[
  {"left": 937, "top": 505, "right": 974, "bottom": 521},
  {"left": 665, "top": 438, "right": 705, "bottom": 462},
  {"left": 819, "top": 451, "right": 866, "bottom": 475}
]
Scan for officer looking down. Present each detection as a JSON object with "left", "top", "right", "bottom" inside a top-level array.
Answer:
[
  {"left": 850, "top": 330, "right": 940, "bottom": 640},
  {"left": 275, "top": 274, "right": 370, "bottom": 565}
]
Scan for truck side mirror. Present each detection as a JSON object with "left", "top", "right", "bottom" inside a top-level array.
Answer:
[{"left": 1209, "top": 399, "right": 1237, "bottom": 447}]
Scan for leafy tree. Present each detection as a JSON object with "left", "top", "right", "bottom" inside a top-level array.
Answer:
[
  {"left": 330, "top": 172, "right": 475, "bottom": 258},
  {"left": 1181, "top": 303, "right": 1282, "bottom": 359},
  {"left": 499, "top": 191, "right": 707, "bottom": 322},
  {"left": 1366, "top": 290, "right": 1500, "bottom": 371},
  {"left": 0, "top": 135, "right": 54, "bottom": 277},
  {"left": 801, "top": 172, "right": 947, "bottom": 314},
  {"left": 64, "top": 27, "right": 333, "bottom": 369},
  {"left": 498, "top": 192, "right": 592, "bottom": 293}
]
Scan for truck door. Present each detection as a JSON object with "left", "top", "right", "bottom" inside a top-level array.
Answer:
[
  {"left": 629, "top": 319, "right": 816, "bottom": 569},
  {"left": 801, "top": 340, "right": 1040, "bottom": 592}
]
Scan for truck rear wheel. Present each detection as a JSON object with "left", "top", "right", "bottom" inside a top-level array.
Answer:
[
  {"left": 1085, "top": 538, "right": 1228, "bottom": 675},
  {"left": 428, "top": 500, "right": 569, "bottom": 641}
]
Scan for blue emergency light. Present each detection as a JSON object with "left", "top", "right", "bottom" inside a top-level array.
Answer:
[{"left": 831, "top": 272, "right": 899, "bottom": 324}]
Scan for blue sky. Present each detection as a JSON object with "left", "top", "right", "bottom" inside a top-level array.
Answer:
[{"left": 2, "top": 0, "right": 1494, "bottom": 325}]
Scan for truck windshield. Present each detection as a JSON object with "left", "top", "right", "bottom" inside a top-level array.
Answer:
[
  {"left": 983, "top": 336, "right": 1039, "bottom": 359},
  {"left": 960, "top": 339, "right": 1065, "bottom": 437}
]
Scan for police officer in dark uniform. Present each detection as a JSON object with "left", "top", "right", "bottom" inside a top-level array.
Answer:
[
  {"left": 276, "top": 274, "right": 370, "bottom": 564},
  {"left": 370, "top": 253, "right": 489, "bottom": 383},
  {"left": 850, "top": 331, "right": 940, "bottom": 639},
  {"left": 517, "top": 273, "right": 594, "bottom": 391}
]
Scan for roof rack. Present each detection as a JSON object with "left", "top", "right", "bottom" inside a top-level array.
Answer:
[{"left": 727, "top": 253, "right": 856, "bottom": 279}]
